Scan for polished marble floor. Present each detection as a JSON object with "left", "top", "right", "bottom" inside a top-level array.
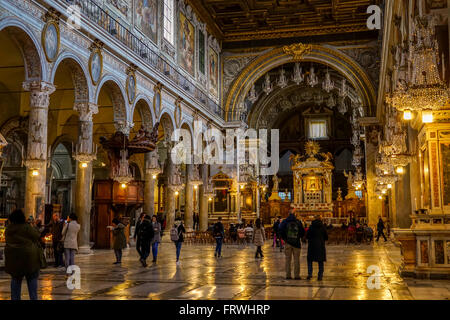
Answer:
[{"left": 0, "top": 241, "right": 449, "bottom": 300}]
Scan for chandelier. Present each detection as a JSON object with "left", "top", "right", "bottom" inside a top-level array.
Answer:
[
  {"left": 353, "top": 167, "right": 365, "bottom": 190},
  {"left": 262, "top": 73, "right": 273, "bottom": 95},
  {"left": 114, "top": 149, "right": 133, "bottom": 185},
  {"left": 338, "top": 79, "right": 349, "bottom": 98},
  {"left": 146, "top": 150, "right": 161, "bottom": 178},
  {"left": 248, "top": 83, "right": 258, "bottom": 103},
  {"left": 338, "top": 97, "right": 348, "bottom": 114},
  {"left": 307, "top": 66, "right": 318, "bottom": 87},
  {"left": 326, "top": 95, "right": 336, "bottom": 108},
  {"left": 387, "top": 14, "right": 449, "bottom": 117},
  {"left": 277, "top": 68, "right": 288, "bottom": 88},
  {"left": 322, "top": 70, "right": 334, "bottom": 93},
  {"left": 292, "top": 63, "right": 304, "bottom": 85}
]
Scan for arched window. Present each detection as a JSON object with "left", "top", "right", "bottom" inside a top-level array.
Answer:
[{"left": 163, "top": 0, "right": 175, "bottom": 45}]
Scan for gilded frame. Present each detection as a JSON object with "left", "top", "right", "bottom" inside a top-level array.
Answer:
[
  {"left": 126, "top": 71, "right": 137, "bottom": 105},
  {"left": 42, "top": 21, "right": 60, "bottom": 63},
  {"left": 88, "top": 48, "right": 103, "bottom": 86}
]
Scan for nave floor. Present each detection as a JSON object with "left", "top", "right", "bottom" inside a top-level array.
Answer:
[{"left": 0, "top": 241, "right": 449, "bottom": 300}]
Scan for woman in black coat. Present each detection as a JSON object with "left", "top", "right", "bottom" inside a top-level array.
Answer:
[{"left": 306, "top": 216, "right": 328, "bottom": 281}]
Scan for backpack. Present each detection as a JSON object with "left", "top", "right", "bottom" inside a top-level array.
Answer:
[
  {"left": 170, "top": 226, "right": 180, "bottom": 241},
  {"left": 286, "top": 221, "right": 300, "bottom": 246}
]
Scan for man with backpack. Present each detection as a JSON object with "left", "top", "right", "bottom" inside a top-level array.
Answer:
[
  {"left": 171, "top": 217, "right": 186, "bottom": 265},
  {"left": 213, "top": 217, "right": 225, "bottom": 258},
  {"left": 137, "top": 215, "right": 154, "bottom": 267},
  {"left": 279, "top": 208, "right": 305, "bottom": 280}
]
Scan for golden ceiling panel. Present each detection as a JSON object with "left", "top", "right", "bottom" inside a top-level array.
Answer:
[{"left": 188, "top": 0, "right": 379, "bottom": 42}]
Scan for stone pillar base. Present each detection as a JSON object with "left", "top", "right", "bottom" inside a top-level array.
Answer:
[{"left": 78, "top": 245, "right": 93, "bottom": 255}]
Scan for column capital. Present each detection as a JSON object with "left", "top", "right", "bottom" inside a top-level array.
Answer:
[
  {"left": 24, "top": 159, "right": 46, "bottom": 170},
  {"left": 115, "top": 120, "right": 134, "bottom": 135},
  {"left": 22, "top": 81, "right": 56, "bottom": 109},
  {"left": 74, "top": 102, "right": 99, "bottom": 122}
]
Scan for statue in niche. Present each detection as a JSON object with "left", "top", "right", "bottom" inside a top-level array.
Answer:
[
  {"left": 29, "top": 120, "right": 43, "bottom": 159},
  {"left": 272, "top": 174, "right": 281, "bottom": 193}
]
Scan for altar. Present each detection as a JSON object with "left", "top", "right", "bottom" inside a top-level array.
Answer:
[{"left": 290, "top": 141, "right": 334, "bottom": 217}]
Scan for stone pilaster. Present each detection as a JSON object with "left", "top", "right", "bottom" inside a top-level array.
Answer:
[
  {"left": 164, "top": 149, "right": 176, "bottom": 231},
  {"left": 73, "top": 102, "right": 98, "bottom": 254},
  {"left": 199, "top": 164, "right": 208, "bottom": 231},
  {"left": 184, "top": 164, "right": 194, "bottom": 230},
  {"left": 23, "top": 81, "right": 55, "bottom": 218}
]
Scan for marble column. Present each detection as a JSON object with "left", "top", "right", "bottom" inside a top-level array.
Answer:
[
  {"left": 365, "top": 140, "right": 382, "bottom": 226},
  {"left": 184, "top": 164, "right": 194, "bottom": 230},
  {"left": 23, "top": 81, "right": 55, "bottom": 219},
  {"left": 73, "top": 102, "right": 98, "bottom": 254},
  {"left": 199, "top": 164, "right": 208, "bottom": 231},
  {"left": 144, "top": 151, "right": 158, "bottom": 216},
  {"left": 164, "top": 151, "right": 176, "bottom": 231}
]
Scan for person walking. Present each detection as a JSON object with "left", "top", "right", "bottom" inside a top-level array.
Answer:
[
  {"left": 306, "top": 215, "right": 328, "bottom": 281},
  {"left": 171, "top": 217, "right": 186, "bottom": 265},
  {"left": 137, "top": 215, "right": 154, "bottom": 267},
  {"left": 110, "top": 218, "right": 127, "bottom": 265},
  {"left": 253, "top": 218, "right": 266, "bottom": 259},
  {"left": 5, "top": 209, "right": 42, "bottom": 300},
  {"left": 213, "top": 217, "right": 225, "bottom": 258},
  {"left": 48, "top": 213, "right": 64, "bottom": 268},
  {"left": 376, "top": 216, "right": 387, "bottom": 242},
  {"left": 279, "top": 209, "right": 305, "bottom": 280},
  {"left": 61, "top": 213, "right": 80, "bottom": 272},
  {"left": 134, "top": 213, "right": 146, "bottom": 258},
  {"left": 151, "top": 215, "right": 161, "bottom": 263}
]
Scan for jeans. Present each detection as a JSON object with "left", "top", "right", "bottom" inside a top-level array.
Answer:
[
  {"left": 152, "top": 242, "right": 159, "bottom": 260},
  {"left": 285, "top": 243, "right": 301, "bottom": 278},
  {"left": 307, "top": 259, "right": 324, "bottom": 278},
  {"left": 215, "top": 238, "right": 223, "bottom": 256},
  {"left": 377, "top": 230, "right": 387, "bottom": 241},
  {"left": 114, "top": 249, "right": 122, "bottom": 262},
  {"left": 175, "top": 241, "right": 182, "bottom": 261},
  {"left": 11, "top": 271, "right": 39, "bottom": 300},
  {"left": 255, "top": 246, "right": 263, "bottom": 258},
  {"left": 53, "top": 243, "right": 64, "bottom": 267},
  {"left": 64, "top": 248, "right": 76, "bottom": 269}
]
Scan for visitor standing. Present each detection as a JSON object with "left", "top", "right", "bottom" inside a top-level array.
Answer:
[
  {"left": 244, "top": 224, "right": 254, "bottom": 244},
  {"left": 151, "top": 215, "right": 161, "bottom": 263},
  {"left": 376, "top": 217, "right": 387, "bottom": 242},
  {"left": 279, "top": 209, "right": 305, "bottom": 280},
  {"left": 5, "top": 209, "right": 41, "bottom": 300},
  {"left": 171, "top": 217, "right": 186, "bottom": 265},
  {"left": 137, "top": 215, "right": 154, "bottom": 267},
  {"left": 110, "top": 218, "right": 127, "bottom": 265},
  {"left": 213, "top": 217, "right": 225, "bottom": 258},
  {"left": 61, "top": 213, "right": 80, "bottom": 271},
  {"left": 48, "top": 213, "right": 64, "bottom": 268},
  {"left": 306, "top": 215, "right": 328, "bottom": 281},
  {"left": 253, "top": 218, "right": 266, "bottom": 259}
]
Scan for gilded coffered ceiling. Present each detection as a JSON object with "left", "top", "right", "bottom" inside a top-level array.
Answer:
[{"left": 187, "top": 0, "right": 380, "bottom": 44}]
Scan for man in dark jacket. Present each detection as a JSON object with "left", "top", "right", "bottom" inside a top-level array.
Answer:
[
  {"left": 279, "top": 209, "right": 305, "bottom": 280},
  {"left": 48, "top": 213, "right": 64, "bottom": 267},
  {"left": 306, "top": 215, "right": 328, "bottom": 281},
  {"left": 213, "top": 217, "right": 225, "bottom": 258},
  {"left": 376, "top": 216, "right": 387, "bottom": 242},
  {"left": 137, "top": 215, "right": 154, "bottom": 267},
  {"left": 134, "top": 213, "right": 146, "bottom": 258}
]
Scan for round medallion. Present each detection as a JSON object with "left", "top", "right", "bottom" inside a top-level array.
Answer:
[{"left": 42, "top": 22, "right": 60, "bottom": 62}]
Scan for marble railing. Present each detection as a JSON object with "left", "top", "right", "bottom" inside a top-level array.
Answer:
[{"left": 393, "top": 214, "right": 450, "bottom": 279}]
